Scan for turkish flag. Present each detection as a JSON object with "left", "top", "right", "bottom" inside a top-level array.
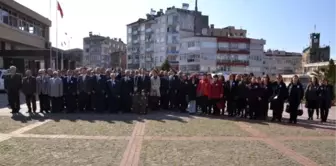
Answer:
[{"left": 57, "top": 1, "right": 64, "bottom": 18}]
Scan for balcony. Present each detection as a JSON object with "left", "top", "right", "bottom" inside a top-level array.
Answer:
[
  {"left": 145, "top": 57, "right": 153, "bottom": 62},
  {"left": 217, "top": 49, "right": 250, "bottom": 54},
  {"left": 166, "top": 50, "right": 179, "bottom": 54},
  {"left": 132, "top": 49, "right": 140, "bottom": 53},
  {"left": 132, "top": 40, "right": 139, "bottom": 44},
  {"left": 145, "top": 47, "right": 153, "bottom": 52},
  {"left": 145, "top": 38, "right": 154, "bottom": 43},
  {"left": 167, "top": 40, "right": 179, "bottom": 44},
  {"left": 216, "top": 60, "right": 249, "bottom": 66},
  {"left": 133, "top": 59, "right": 140, "bottom": 63},
  {"left": 132, "top": 31, "right": 138, "bottom": 35},
  {"left": 145, "top": 28, "right": 152, "bottom": 33}
]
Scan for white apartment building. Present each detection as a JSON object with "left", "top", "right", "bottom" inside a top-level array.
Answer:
[
  {"left": 179, "top": 36, "right": 217, "bottom": 72},
  {"left": 126, "top": 5, "right": 208, "bottom": 70},
  {"left": 83, "top": 32, "right": 126, "bottom": 68},
  {"left": 179, "top": 32, "right": 266, "bottom": 76},
  {"left": 263, "top": 50, "right": 302, "bottom": 75}
]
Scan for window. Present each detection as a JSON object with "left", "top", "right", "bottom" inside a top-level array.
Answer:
[
  {"left": 173, "top": 15, "right": 178, "bottom": 23},
  {"left": 141, "top": 24, "right": 145, "bottom": 31},
  {"left": 128, "top": 27, "right": 132, "bottom": 33},
  {"left": 237, "top": 55, "right": 248, "bottom": 61},
  {"left": 201, "top": 41, "right": 217, "bottom": 48},
  {"left": 218, "top": 42, "right": 229, "bottom": 49},
  {"left": 187, "top": 41, "right": 195, "bottom": 48},
  {"left": 238, "top": 43, "right": 247, "bottom": 49},
  {"left": 140, "top": 35, "right": 145, "bottom": 41},
  {"left": 230, "top": 43, "right": 238, "bottom": 49},
  {"left": 160, "top": 37, "right": 165, "bottom": 42},
  {"left": 172, "top": 36, "right": 178, "bottom": 43},
  {"left": 1, "top": 10, "right": 9, "bottom": 25},
  {"left": 160, "top": 27, "right": 165, "bottom": 33}
]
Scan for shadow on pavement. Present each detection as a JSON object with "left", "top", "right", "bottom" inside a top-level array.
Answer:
[{"left": 8, "top": 109, "right": 335, "bottom": 134}]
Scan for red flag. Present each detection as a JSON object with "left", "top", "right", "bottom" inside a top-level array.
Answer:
[{"left": 57, "top": 1, "right": 64, "bottom": 18}]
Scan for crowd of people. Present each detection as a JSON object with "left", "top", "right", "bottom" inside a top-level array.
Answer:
[{"left": 3, "top": 65, "right": 335, "bottom": 124}]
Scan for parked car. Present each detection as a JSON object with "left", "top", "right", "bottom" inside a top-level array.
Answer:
[{"left": 0, "top": 69, "right": 7, "bottom": 92}]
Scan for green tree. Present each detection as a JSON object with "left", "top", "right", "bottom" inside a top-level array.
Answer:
[
  {"left": 161, "top": 58, "right": 171, "bottom": 71},
  {"left": 326, "top": 59, "right": 336, "bottom": 85}
]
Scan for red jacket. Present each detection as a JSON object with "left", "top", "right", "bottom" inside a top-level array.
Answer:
[
  {"left": 209, "top": 80, "right": 223, "bottom": 99},
  {"left": 197, "top": 79, "right": 211, "bottom": 96}
]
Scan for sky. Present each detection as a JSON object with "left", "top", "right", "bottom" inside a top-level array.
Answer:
[{"left": 16, "top": 0, "right": 335, "bottom": 58}]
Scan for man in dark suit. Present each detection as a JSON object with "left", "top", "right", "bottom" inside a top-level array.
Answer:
[
  {"left": 106, "top": 73, "right": 121, "bottom": 113},
  {"left": 92, "top": 67, "right": 107, "bottom": 112},
  {"left": 77, "top": 68, "right": 93, "bottom": 112},
  {"left": 120, "top": 70, "right": 134, "bottom": 113},
  {"left": 22, "top": 70, "right": 37, "bottom": 113},
  {"left": 160, "top": 71, "right": 169, "bottom": 109},
  {"left": 4, "top": 66, "right": 22, "bottom": 113},
  {"left": 139, "top": 70, "right": 151, "bottom": 94},
  {"left": 65, "top": 70, "right": 78, "bottom": 113}
]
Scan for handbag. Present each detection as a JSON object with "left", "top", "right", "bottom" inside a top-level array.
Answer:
[
  {"left": 297, "top": 104, "right": 304, "bottom": 116},
  {"left": 285, "top": 104, "right": 290, "bottom": 113}
]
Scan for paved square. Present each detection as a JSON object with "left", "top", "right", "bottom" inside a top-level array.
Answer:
[
  {"left": 283, "top": 140, "right": 336, "bottom": 166},
  {"left": 145, "top": 118, "right": 250, "bottom": 136},
  {"left": 26, "top": 119, "right": 136, "bottom": 136},
  {"left": 0, "top": 97, "right": 335, "bottom": 166},
  {"left": 0, "top": 116, "right": 34, "bottom": 133},
  {"left": 139, "top": 140, "right": 300, "bottom": 166},
  {"left": 244, "top": 122, "right": 336, "bottom": 137},
  {"left": 0, "top": 138, "right": 127, "bottom": 166}
]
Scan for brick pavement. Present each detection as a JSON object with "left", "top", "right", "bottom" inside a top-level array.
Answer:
[
  {"left": 0, "top": 115, "right": 335, "bottom": 166},
  {"left": 0, "top": 94, "right": 335, "bottom": 166}
]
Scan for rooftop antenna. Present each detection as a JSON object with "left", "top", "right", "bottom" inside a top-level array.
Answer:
[{"left": 314, "top": 24, "right": 316, "bottom": 33}]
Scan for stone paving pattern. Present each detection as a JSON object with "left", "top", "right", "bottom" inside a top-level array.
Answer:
[{"left": 0, "top": 94, "right": 335, "bottom": 166}]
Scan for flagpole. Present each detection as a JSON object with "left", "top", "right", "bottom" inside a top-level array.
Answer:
[
  {"left": 56, "top": 3, "right": 59, "bottom": 70},
  {"left": 61, "top": 49, "right": 63, "bottom": 70},
  {"left": 49, "top": 0, "right": 52, "bottom": 69}
]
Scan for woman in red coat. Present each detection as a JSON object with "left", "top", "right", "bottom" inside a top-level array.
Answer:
[{"left": 209, "top": 75, "right": 223, "bottom": 115}]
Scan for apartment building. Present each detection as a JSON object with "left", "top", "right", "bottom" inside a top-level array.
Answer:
[
  {"left": 208, "top": 25, "right": 247, "bottom": 38},
  {"left": 179, "top": 28, "right": 266, "bottom": 76},
  {"left": 126, "top": 4, "right": 209, "bottom": 70},
  {"left": 263, "top": 50, "right": 302, "bottom": 75},
  {"left": 83, "top": 32, "right": 126, "bottom": 68}
]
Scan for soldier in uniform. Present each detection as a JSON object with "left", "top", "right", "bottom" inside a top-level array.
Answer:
[
  {"left": 4, "top": 66, "right": 22, "bottom": 114},
  {"left": 22, "top": 70, "right": 37, "bottom": 113}
]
